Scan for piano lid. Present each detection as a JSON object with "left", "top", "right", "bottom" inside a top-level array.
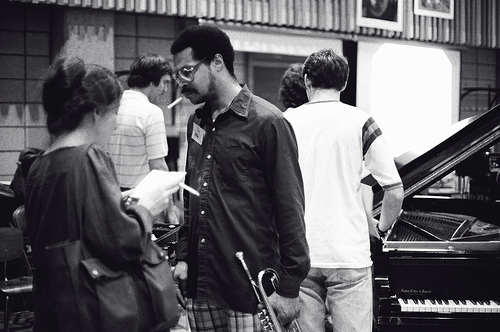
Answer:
[{"left": 370, "top": 103, "right": 500, "bottom": 217}]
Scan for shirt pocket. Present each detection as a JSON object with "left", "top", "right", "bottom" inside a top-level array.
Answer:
[{"left": 215, "top": 145, "right": 251, "bottom": 185}]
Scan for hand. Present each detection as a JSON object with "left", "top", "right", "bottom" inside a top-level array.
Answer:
[
  {"left": 121, "top": 189, "right": 135, "bottom": 208},
  {"left": 132, "top": 170, "right": 184, "bottom": 216},
  {"left": 173, "top": 261, "right": 188, "bottom": 296},
  {"left": 267, "top": 292, "right": 300, "bottom": 327},
  {"left": 368, "top": 217, "right": 381, "bottom": 240},
  {"left": 121, "top": 189, "right": 134, "bottom": 199},
  {"left": 376, "top": 221, "right": 388, "bottom": 240},
  {"left": 166, "top": 200, "right": 183, "bottom": 224},
  {"left": 137, "top": 185, "right": 180, "bottom": 216}
]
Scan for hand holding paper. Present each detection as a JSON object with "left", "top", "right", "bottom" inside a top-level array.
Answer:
[{"left": 131, "top": 170, "right": 186, "bottom": 216}]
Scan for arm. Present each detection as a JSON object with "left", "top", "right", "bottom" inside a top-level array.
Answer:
[
  {"left": 172, "top": 116, "right": 194, "bottom": 292},
  {"left": 378, "top": 185, "right": 404, "bottom": 232},
  {"left": 360, "top": 182, "right": 381, "bottom": 239},
  {"left": 363, "top": 128, "right": 404, "bottom": 234},
  {"left": 266, "top": 116, "right": 310, "bottom": 325},
  {"left": 145, "top": 107, "right": 169, "bottom": 169},
  {"left": 83, "top": 146, "right": 152, "bottom": 264},
  {"left": 148, "top": 157, "right": 169, "bottom": 172},
  {"left": 84, "top": 146, "right": 177, "bottom": 265},
  {"left": 361, "top": 182, "right": 374, "bottom": 223},
  {"left": 173, "top": 185, "right": 190, "bottom": 280}
]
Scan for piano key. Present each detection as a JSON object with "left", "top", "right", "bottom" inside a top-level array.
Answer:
[
  {"left": 476, "top": 300, "right": 486, "bottom": 313},
  {"left": 487, "top": 300, "right": 500, "bottom": 313},
  {"left": 493, "top": 300, "right": 500, "bottom": 313},
  {"left": 433, "top": 299, "right": 445, "bottom": 313},
  {"left": 423, "top": 299, "right": 436, "bottom": 312},
  {"left": 458, "top": 299, "right": 468, "bottom": 312},
  {"left": 465, "top": 300, "right": 478, "bottom": 312},
  {"left": 396, "top": 298, "right": 500, "bottom": 313},
  {"left": 412, "top": 299, "right": 422, "bottom": 312},
  {"left": 449, "top": 299, "right": 460, "bottom": 313},
  {"left": 441, "top": 299, "right": 450, "bottom": 313},
  {"left": 429, "top": 299, "right": 439, "bottom": 313},
  {"left": 408, "top": 298, "right": 417, "bottom": 312},
  {"left": 477, "top": 300, "right": 495, "bottom": 313},
  {"left": 397, "top": 298, "right": 410, "bottom": 312},
  {"left": 418, "top": 298, "right": 426, "bottom": 312},
  {"left": 472, "top": 299, "right": 483, "bottom": 313}
]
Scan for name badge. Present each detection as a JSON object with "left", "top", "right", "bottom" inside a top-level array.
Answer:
[{"left": 192, "top": 123, "right": 205, "bottom": 146}]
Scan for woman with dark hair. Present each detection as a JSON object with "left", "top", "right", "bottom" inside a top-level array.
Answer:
[
  {"left": 279, "top": 63, "right": 308, "bottom": 110},
  {"left": 23, "top": 56, "right": 178, "bottom": 331}
]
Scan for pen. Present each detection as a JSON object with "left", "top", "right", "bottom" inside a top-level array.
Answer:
[{"left": 179, "top": 182, "right": 200, "bottom": 196}]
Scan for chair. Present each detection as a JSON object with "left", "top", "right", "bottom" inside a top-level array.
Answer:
[
  {"left": 0, "top": 225, "right": 34, "bottom": 332},
  {"left": 11, "top": 206, "right": 33, "bottom": 277}
]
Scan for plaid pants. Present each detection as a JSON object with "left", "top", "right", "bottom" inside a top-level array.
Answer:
[{"left": 186, "top": 299, "right": 262, "bottom": 332}]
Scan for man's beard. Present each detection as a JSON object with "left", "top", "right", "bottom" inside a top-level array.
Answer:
[{"left": 181, "top": 73, "right": 216, "bottom": 105}]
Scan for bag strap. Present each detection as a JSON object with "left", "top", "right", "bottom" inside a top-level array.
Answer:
[{"left": 66, "top": 145, "right": 91, "bottom": 242}]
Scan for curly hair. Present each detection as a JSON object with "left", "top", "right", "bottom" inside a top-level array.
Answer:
[
  {"left": 171, "top": 25, "right": 236, "bottom": 77},
  {"left": 42, "top": 56, "right": 123, "bottom": 135},
  {"left": 279, "top": 63, "right": 308, "bottom": 110}
]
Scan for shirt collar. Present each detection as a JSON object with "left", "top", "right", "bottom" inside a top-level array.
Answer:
[
  {"left": 195, "top": 85, "right": 251, "bottom": 123},
  {"left": 124, "top": 89, "right": 149, "bottom": 102}
]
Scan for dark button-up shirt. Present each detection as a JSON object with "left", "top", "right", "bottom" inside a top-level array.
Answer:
[{"left": 177, "top": 85, "right": 310, "bottom": 313}]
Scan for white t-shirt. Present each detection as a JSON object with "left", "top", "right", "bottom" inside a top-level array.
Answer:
[
  {"left": 108, "top": 90, "right": 169, "bottom": 188},
  {"left": 285, "top": 100, "right": 402, "bottom": 268}
]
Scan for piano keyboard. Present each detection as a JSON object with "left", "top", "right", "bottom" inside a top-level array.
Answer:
[{"left": 397, "top": 298, "right": 500, "bottom": 313}]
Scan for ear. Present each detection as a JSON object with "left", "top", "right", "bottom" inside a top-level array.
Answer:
[
  {"left": 92, "top": 107, "right": 101, "bottom": 120},
  {"left": 304, "top": 74, "right": 312, "bottom": 99},
  {"left": 304, "top": 73, "right": 312, "bottom": 89},
  {"left": 213, "top": 54, "right": 224, "bottom": 70},
  {"left": 144, "top": 83, "right": 154, "bottom": 97}
]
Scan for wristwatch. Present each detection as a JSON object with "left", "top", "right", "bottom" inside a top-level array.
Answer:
[{"left": 376, "top": 223, "right": 387, "bottom": 238}]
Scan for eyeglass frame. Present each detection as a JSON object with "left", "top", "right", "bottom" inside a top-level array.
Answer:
[{"left": 172, "top": 57, "right": 207, "bottom": 84}]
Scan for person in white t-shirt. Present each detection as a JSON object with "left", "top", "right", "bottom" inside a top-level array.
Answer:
[
  {"left": 108, "top": 53, "right": 171, "bottom": 190},
  {"left": 284, "top": 48, "right": 404, "bottom": 332}
]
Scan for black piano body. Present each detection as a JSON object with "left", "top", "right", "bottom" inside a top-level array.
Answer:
[{"left": 370, "top": 103, "right": 500, "bottom": 331}]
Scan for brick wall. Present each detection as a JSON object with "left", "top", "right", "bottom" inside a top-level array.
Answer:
[
  {"left": 461, "top": 48, "right": 499, "bottom": 119},
  {"left": 0, "top": 4, "right": 50, "bottom": 182}
]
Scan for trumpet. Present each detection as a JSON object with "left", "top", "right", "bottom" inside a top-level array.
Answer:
[{"left": 235, "top": 252, "right": 302, "bottom": 332}]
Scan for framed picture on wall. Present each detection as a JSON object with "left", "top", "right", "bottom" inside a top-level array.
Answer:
[
  {"left": 357, "top": 0, "right": 403, "bottom": 31},
  {"left": 414, "top": 0, "right": 454, "bottom": 20}
]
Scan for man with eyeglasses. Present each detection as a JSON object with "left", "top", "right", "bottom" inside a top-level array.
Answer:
[{"left": 171, "top": 25, "right": 310, "bottom": 332}]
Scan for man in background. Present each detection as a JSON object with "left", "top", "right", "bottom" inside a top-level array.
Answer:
[
  {"left": 285, "top": 48, "right": 404, "bottom": 332},
  {"left": 108, "top": 53, "right": 171, "bottom": 191}
]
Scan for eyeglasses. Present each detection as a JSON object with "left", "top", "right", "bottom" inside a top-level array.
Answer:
[{"left": 172, "top": 57, "right": 207, "bottom": 84}]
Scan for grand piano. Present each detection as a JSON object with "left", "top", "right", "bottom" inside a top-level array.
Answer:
[{"left": 371, "top": 103, "right": 500, "bottom": 331}]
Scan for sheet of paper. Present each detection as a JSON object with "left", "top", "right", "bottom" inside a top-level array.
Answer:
[{"left": 131, "top": 170, "right": 186, "bottom": 199}]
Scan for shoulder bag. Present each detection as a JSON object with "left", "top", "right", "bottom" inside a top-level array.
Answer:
[{"left": 45, "top": 218, "right": 179, "bottom": 331}]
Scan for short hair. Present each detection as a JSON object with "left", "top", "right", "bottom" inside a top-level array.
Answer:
[
  {"left": 171, "top": 25, "right": 236, "bottom": 77},
  {"left": 42, "top": 56, "right": 123, "bottom": 135},
  {"left": 279, "top": 63, "right": 308, "bottom": 110},
  {"left": 303, "top": 49, "right": 349, "bottom": 91},
  {"left": 127, "top": 53, "right": 172, "bottom": 88}
]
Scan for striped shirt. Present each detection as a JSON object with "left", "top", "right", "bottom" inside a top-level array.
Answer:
[{"left": 108, "top": 90, "right": 168, "bottom": 188}]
